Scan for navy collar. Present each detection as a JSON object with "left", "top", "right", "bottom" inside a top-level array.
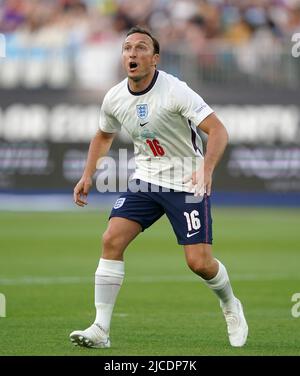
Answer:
[{"left": 127, "top": 70, "right": 159, "bottom": 96}]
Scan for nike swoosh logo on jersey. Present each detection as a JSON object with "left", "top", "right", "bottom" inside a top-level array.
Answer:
[
  {"left": 140, "top": 122, "right": 149, "bottom": 127},
  {"left": 186, "top": 231, "right": 200, "bottom": 238}
]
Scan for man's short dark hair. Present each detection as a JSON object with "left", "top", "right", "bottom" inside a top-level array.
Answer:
[{"left": 126, "top": 26, "right": 160, "bottom": 55}]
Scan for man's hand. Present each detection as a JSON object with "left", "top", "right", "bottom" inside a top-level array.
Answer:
[
  {"left": 183, "top": 164, "right": 213, "bottom": 197},
  {"left": 73, "top": 176, "right": 92, "bottom": 207},
  {"left": 72, "top": 130, "right": 115, "bottom": 207},
  {"left": 183, "top": 168, "right": 203, "bottom": 197}
]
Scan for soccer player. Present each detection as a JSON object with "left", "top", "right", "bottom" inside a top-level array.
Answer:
[{"left": 70, "top": 26, "right": 248, "bottom": 348}]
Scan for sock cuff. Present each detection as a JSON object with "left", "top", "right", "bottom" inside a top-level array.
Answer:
[
  {"left": 96, "top": 258, "right": 125, "bottom": 277},
  {"left": 204, "top": 259, "right": 228, "bottom": 290}
]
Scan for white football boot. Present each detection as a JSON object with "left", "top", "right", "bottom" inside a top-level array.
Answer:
[
  {"left": 221, "top": 298, "right": 248, "bottom": 347},
  {"left": 70, "top": 323, "right": 110, "bottom": 348}
]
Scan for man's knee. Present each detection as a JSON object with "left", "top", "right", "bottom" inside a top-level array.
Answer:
[
  {"left": 101, "top": 217, "right": 141, "bottom": 260},
  {"left": 185, "top": 245, "right": 216, "bottom": 276},
  {"left": 102, "top": 229, "right": 124, "bottom": 259},
  {"left": 186, "top": 256, "right": 214, "bottom": 275}
]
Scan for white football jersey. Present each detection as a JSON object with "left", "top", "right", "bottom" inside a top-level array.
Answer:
[{"left": 99, "top": 70, "right": 214, "bottom": 192}]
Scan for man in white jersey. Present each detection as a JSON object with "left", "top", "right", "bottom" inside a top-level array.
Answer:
[{"left": 70, "top": 26, "right": 248, "bottom": 349}]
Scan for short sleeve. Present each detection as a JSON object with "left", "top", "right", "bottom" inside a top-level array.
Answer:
[
  {"left": 99, "top": 93, "right": 122, "bottom": 133},
  {"left": 170, "top": 81, "right": 214, "bottom": 126}
]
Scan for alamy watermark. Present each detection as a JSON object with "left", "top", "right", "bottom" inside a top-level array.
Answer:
[
  {"left": 0, "top": 33, "right": 6, "bottom": 58},
  {"left": 291, "top": 33, "right": 300, "bottom": 58},
  {"left": 0, "top": 293, "right": 6, "bottom": 317},
  {"left": 94, "top": 150, "right": 205, "bottom": 203},
  {"left": 291, "top": 293, "right": 300, "bottom": 318}
]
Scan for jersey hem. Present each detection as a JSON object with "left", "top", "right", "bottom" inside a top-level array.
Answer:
[{"left": 130, "top": 174, "right": 195, "bottom": 193}]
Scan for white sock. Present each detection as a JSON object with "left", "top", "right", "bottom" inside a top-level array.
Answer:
[
  {"left": 94, "top": 258, "right": 125, "bottom": 333},
  {"left": 203, "top": 259, "right": 236, "bottom": 311}
]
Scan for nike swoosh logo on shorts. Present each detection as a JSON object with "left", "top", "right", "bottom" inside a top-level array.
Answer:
[
  {"left": 140, "top": 122, "right": 149, "bottom": 127},
  {"left": 186, "top": 231, "right": 200, "bottom": 238}
]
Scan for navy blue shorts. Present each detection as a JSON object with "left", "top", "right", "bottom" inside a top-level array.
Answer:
[{"left": 109, "top": 180, "right": 212, "bottom": 245}]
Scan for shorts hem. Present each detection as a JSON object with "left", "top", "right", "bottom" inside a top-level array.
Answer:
[
  {"left": 109, "top": 214, "right": 146, "bottom": 232},
  {"left": 178, "top": 239, "right": 213, "bottom": 245}
]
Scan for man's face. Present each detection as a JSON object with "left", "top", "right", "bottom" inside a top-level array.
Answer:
[{"left": 122, "top": 33, "right": 159, "bottom": 82}]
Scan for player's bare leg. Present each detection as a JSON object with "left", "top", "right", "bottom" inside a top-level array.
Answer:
[
  {"left": 101, "top": 217, "right": 142, "bottom": 260},
  {"left": 184, "top": 243, "right": 248, "bottom": 347},
  {"left": 70, "top": 217, "right": 141, "bottom": 348}
]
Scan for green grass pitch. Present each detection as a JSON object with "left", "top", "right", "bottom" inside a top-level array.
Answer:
[{"left": 0, "top": 207, "right": 299, "bottom": 356}]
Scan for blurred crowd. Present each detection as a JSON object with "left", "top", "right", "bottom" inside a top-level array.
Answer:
[
  {"left": 1, "top": 0, "right": 299, "bottom": 50},
  {"left": 0, "top": 0, "right": 299, "bottom": 89}
]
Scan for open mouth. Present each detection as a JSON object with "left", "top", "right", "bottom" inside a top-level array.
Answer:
[{"left": 129, "top": 62, "right": 138, "bottom": 71}]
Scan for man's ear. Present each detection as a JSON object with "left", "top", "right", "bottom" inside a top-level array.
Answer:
[{"left": 153, "top": 54, "right": 160, "bottom": 67}]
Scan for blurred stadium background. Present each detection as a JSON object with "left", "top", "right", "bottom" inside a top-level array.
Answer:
[
  {"left": 0, "top": 0, "right": 300, "bottom": 356},
  {"left": 0, "top": 0, "right": 300, "bottom": 208}
]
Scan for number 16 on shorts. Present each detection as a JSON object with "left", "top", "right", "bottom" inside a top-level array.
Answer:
[{"left": 184, "top": 210, "right": 201, "bottom": 237}]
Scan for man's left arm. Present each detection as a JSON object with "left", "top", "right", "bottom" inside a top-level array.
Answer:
[{"left": 198, "top": 112, "right": 228, "bottom": 195}]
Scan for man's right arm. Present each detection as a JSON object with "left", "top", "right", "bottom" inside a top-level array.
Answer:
[{"left": 73, "top": 130, "right": 116, "bottom": 207}]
